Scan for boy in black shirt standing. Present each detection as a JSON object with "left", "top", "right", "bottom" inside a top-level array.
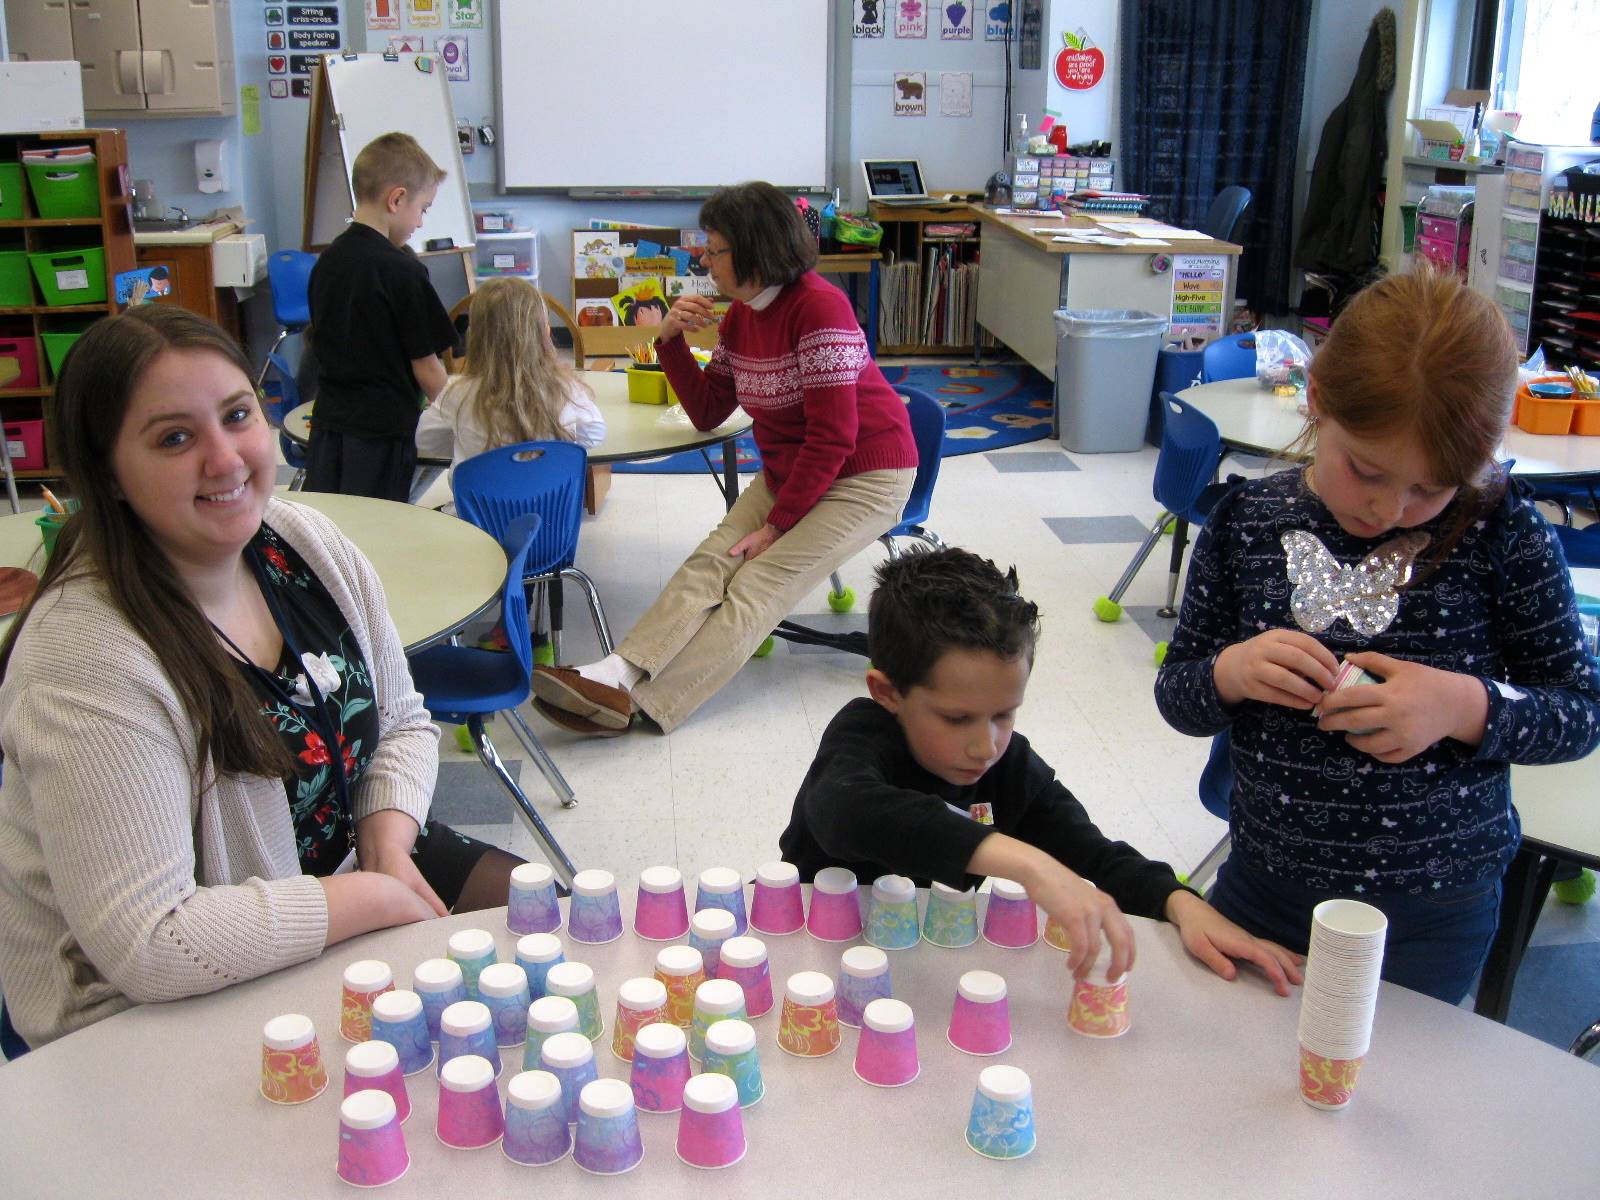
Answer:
[
  {"left": 304, "top": 132, "right": 456, "bottom": 501},
  {"left": 779, "top": 548, "right": 1301, "bottom": 992}
]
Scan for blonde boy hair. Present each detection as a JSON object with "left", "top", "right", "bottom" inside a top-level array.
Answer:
[
  {"left": 461, "top": 277, "right": 593, "bottom": 448},
  {"left": 351, "top": 132, "right": 446, "bottom": 204}
]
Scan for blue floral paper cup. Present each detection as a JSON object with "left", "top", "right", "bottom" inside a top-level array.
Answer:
[
  {"left": 694, "top": 866, "right": 749, "bottom": 936},
  {"left": 965, "top": 1065, "right": 1036, "bottom": 1160},
  {"left": 503, "top": 1070, "right": 571, "bottom": 1166},
  {"left": 922, "top": 881, "right": 979, "bottom": 948},
  {"left": 478, "top": 963, "right": 533, "bottom": 1048},
  {"left": 864, "top": 875, "right": 921, "bottom": 950},
  {"left": 573, "top": 1079, "right": 644, "bottom": 1175},
  {"left": 411, "top": 959, "right": 466, "bottom": 1042},
  {"left": 507, "top": 862, "right": 561, "bottom": 936}
]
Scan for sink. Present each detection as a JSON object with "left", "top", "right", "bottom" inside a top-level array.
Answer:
[{"left": 133, "top": 217, "right": 199, "bottom": 233}]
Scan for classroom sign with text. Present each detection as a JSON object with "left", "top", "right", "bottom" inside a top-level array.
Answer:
[
  {"left": 1169, "top": 255, "right": 1226, "bottom": 339},
  {"left": 288, "top": 4, "right": 339, "bottom": 25},
  {"left": 853, "top": 0, "right": 884, "bottom": 38},
  {"left": 985, "top": 2, "right": 1011, "bottom": 40},
  {"left": 896, "top": 1, "right": 926, "bottom": 37},
  {"left": 941, "top": 1, "right": 973, "bottom": 40},
  {"left": 894, "top": 72, "right": 926, "bottom": 117},
  {"left": 1054, "top": 29, "right": 1105, "bottom": 90}
]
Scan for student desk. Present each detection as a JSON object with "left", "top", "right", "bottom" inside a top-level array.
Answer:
[{"left": 2, "top": 892, "right": 1595, "bottom": 1197}]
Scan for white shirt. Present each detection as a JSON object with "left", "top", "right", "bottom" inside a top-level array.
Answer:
[{"left": 414, "top": 374, "right": 607, "bottom": 471}]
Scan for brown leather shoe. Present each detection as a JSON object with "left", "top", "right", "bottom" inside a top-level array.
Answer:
[
  {"left": 532, "top": 697, "right": 629, "bottom": 738},
  {"left": 531, "top": 665, "right": 632, "bottom": 730}
]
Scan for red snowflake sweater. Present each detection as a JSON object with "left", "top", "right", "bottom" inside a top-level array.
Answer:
[{"left": 657, "top": 271, "right": 919, "bottom": 531}]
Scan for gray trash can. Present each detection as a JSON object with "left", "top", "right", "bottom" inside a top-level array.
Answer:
[{"left": 1053, "top": 309, "right": 1168, "bottom": 452}]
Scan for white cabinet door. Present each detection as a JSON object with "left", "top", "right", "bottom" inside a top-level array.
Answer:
[
  {"left": 69, "top": 0, "right": 144, "bottom": 111},
  {"left": 4, "top": 0, "right": 76, "bottom": 62},
  {"left": 138, "top": 0, "right": 234, "bottom": 115}
]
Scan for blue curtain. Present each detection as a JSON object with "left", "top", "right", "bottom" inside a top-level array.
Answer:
[{"left": 1118, "top": 0, "right": 1313, "bottom": 316}]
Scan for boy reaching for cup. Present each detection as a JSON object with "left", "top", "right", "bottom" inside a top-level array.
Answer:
[{"left": 779, "top": 547, "right": 1302, "bottom": 994}]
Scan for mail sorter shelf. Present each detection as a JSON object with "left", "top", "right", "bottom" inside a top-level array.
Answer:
[{"left": 870, "top": 205, "right": 994, "bottom": 355}]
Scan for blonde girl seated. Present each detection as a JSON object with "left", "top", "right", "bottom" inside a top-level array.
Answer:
[{"left": 415, "top": 276, "right": 606, "bottom": 470}]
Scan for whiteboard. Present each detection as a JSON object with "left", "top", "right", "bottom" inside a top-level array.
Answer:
[
  {"left": 319, "top": 53, "right": 475, "bottom": 252},
  {"left": 495, "top": 0, "right": 831, "bottom": 192}
]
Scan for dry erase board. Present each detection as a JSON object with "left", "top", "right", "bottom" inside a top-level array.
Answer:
[{"left": 495, "top": 0, "right": 831, "bottom": 192}]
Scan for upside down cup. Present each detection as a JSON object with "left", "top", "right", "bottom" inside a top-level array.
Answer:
[
  {"left": 1068, "top": 973, "right": 1131, "bottom": 1039},
  {"left": 634, "top": 866, "right": 691, "bottom": 941},
  {"left": 807, "top": 867, "right": 863, "bottom": 942},
  {"left": 567, "top": 869, "right": 625, "bottom": 945},
  {"left": 947, "top": 970, "right": 1012, "bottom": 1056},
  {"left": 523, "top": 995, "right": 579, "bottom": 1072},
  {"left": 965, "top": 1065, "right": 1036, "bottom": 1160},
  {"left": 749, "top": 861, "right": 805, "bottom": 935},
  {"left": 981, "top": 878, "right": 1039, "bottom": 948},
  {"left": 507, "top": 862, "right": 561, "bottom": 936},
  {"left": 1298, "top": 1046, "right": 1366, "bottom": 1110},
  {"left": 447, "top": 929, "right": 498, "bottom": 1001},
  {"left": 340, "top": 960, "right": 396, "bottom": 1043},
  {"left": 1043, "top": 914, "right": 1073, "bottom": 952},
  {"left": 836, "top": 945, "right": 893, "bottom": 1029},
  {"left": 701, "top": 1018, "right": 765, "bottom": 1107},
  {"left": 436, "top": 1054, "right": 505, "bottom": 1150},
  {"left": 654, "top": 945, "right": 707, "bottom": 1028},
  {"left": 629, "top": 1021, "right": 692, "bottom": 1114},
  {"left": 477, "top": 962, "right": 534, "bottom": 1048},
  {"left": 540, "top": 1031, "right": 600, "bottom": 1125},
  {"left": 513, "top": 932, "right": 565, "bottom": 1000},
  {"left": 544, "top": 960, "right": 605, "bottom": 1042},
  {"left": 921, "top": 881, "right": 980, "bottom": 948},
  {"left": 438, "top": 1000, "right": 502, "bottom": 1078},
  {"left": 689, "top": 977, "right": 748, "bottom": 1063},
  {"left": 854, "top": 998, "right": 919, "bottom": 1087},
  {"left": 612, "top": 977, "right": 670, "bottom": 1063},
  {"left": 411, "top": 959, "right": 467, "bottom": 1042},
  {"left": 864, "top": 874, "right": 921, "bottom": 950},
  {"left": 777, "top": 971, "right": 841, "bottom": 1058},
  {"left": 260, "top": 1013, "right": 328, "bottom": 1105},
  {"left": 573, "top": 1078, "right": 645, "bottom": 1175},
  {"left": 343, "top": 1040, "right": 411, "bottom": 1125},
  {"left": 502, "top": 1070, "right": 572, "bottom": 1166},
  {"left": 689, "top": 907, "right": 738, "bottom": 978},
  {"left": 717, "top": 935, "right": 774, "bottom": 1018},
  {"left": 337, "top": 1088, "right": 410, "bottom": 1187},
  {"left": 676, "top": 1072, "right": 748, "bottom": 1170},
  {"left": 695, "top": 866, "right": 750, "bottom": 936}
]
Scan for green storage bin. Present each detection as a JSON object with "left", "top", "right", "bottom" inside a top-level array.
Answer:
[
  {"left": 0, "top": 249, "right": 34, "bottom": 306},
  {"left": 24, "top": 158, "right": 100, "bottom": 219},
  {"left": 0, "top": 164, "right": 24, "bottom": 220},
  {"left": 41, "top": 328, "right": 89, "bottom": 377},
  {"left": 28, "top": 246, "right": 107, "bottom": 306}
]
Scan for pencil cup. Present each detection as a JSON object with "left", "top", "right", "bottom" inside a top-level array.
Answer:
[
  {"left": 503, "top": 1070, "right": 572, "bottom": 1166},
  {"left": 965, "top": 1065, "right": 1036, "bottom": 1160},
  {"left": 855, "top": 998, "right": 920, "bottom": 1087},
  {"left": 777, "top": 970, "right": 842, "bottom": 1057},
  {"left": 447, "top": 928, "right": 498, "bottom": 1000},
  {"left": 630, "top": 1021, "right": 692, "bottom": 1113},
  {"left": 513, "top": 932, "right": 564, "bottom": 1000},
  {"left": 749, "top": 861, "right": 805, "bottom": 935},
  {"left": 411, "top": 959, "right": 466, "bottom": 1041},
  {"left": 1067, "top": 944, "right": 1130, "bottom": 1039},
  {"left": 612, "top": 977, "right": 669, "bottom": 1063},
  {"left": 634, "top": 865, "right": 690, "bottom": 941},
  {"left": 675, "top": 1072, "right": 748, "bottom": 1170},
  {"left": 862, "top": 874, "right": 920, "bottom": 950},
  {"left": 701, "top": 1018, "right": 764, "bottom": 1107},
  {"left": 695, "top": 866, "right": 749, "bottom": 936},
  {"left": 507, "top": 862, "right": 561, "bottom": 935},
  {"left": 438, "top": 1000, "right": 502, "bottom": 1078},
  {"left": 1043, "top": 914, "right": 1073, "bottom": 952},
  {"left": 717, "top": 935, "right": 774, "bottom": 1017},
  {"left": 981, "top": 878, "right": 1039, "bottom": 948},
  {"left": 807, "top": 866, "right": 863, "bottom": 942},
  {"left": 574, "top": 1078, "right": 645, "bottom": 1175},
  {"left": 337, "top": 1088, "right": 410, "bottom": 1187},
  {"left": 690, "top": 977, "right": 748, "bottom": 1062},
  {"left": 340, "top": 960, "right": 395, "bottom": 1043},
  {"left": 543, "top": 960, "right": 604, "bottom": 1042},
  {"left": 523, "top": 995, "right": 579, "bottom": 1071},
  {"left": 369, "top": 989, "right": 434, "bottom": 1075},
  {"left": 540, "top": 1031, "right": 599, "bottom": 1125},
  {"left": 259, "top": 1013, "right": 328, "bottom": 1105},
  {"left": 478, "top": 963, "right": 533, "bottom": 1048},
  {"left": 436, "top": 1054, "right": 504, "bottom": 1150},
  {"left": 947, "top": 970, "right": 1012, "bottom": 1056},
  {"left": 343, "top": 1039, "right": 411, "bottom": 1125},
  {"left": 837, "top": 945, "right": 893, "bottom": 1028},
  {"left": 654, "top": 945, "right": 707, "bottom": 1028},
  {"left": 921, "top": 881, "right": 980, "bottom": 948},
  {"left": 567, "top": 869, "right": 624, "bottom": 945},
  {"left": 689, "top": 907, "right": 738, "bottom": 977}
]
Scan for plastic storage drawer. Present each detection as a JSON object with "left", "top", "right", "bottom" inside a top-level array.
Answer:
[
  {"left": 0, "top": 334, "right": 40, "bottom": 389},
  {"left": 2, "top": 418, "right": 46, "bottom": 470},
  {"left": 0, "top": 250, "right": 34, "bottom": 306},
  {"left": 1418, "top": 214, "right": 1460, "bottom": 243},
  {"left": 0, "top": 164, "right": 24, "bottom": 219},
  {"left": 28, "top": 246, "right": 107, "bottom": 306},
  {"left": 23, "top": 157, "right": 100, "bottom": 219},
  {"left": 1415, "top": 234, "right": 1465, "bottom": 273}
]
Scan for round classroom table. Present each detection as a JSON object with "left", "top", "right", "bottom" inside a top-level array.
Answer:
[
  {"left": 1178, "top": 377, "right": 1600, "bottom": 481},
  {"left": 0, "top": 492, "right": 504, "bottom": 654},
  {"left": 1, "top": 891, "right": 1595, "bottom": 1197}
]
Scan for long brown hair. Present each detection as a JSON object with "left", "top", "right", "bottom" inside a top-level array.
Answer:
[
  {"left": 0, "top": 306, "right": 294, "bottom": 779},
  {"left": 460, "top": 277, "right": 592, "bottom": 449}
]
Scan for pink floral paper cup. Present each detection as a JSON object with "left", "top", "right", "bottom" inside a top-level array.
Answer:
[
  {"left": 806, "top": 866, "right": 863, "bottom": 942},
  {"left": 776, "top": 971, "right": 841, "bottom": 1058},
  {"left": 260, "top": 1013, "right": 328, "bottom": 1105},
  {"left": 717, "top": 936, "right": 774, "bottom": 1018},
  {"left": 436, "top": 1054, "right": 505, "bottom": 1150},
  {"left": 611, "top": 977, "right": 669, "bottom": 1063},
  {"left": 340, "top": 960, "right": 395, "bottom": 1043},
  {"left": 1067, "top": 975, "right": 1130, "bottom": 1039},
  {"left": 634, "top": 866, "right": 691, "bottom": 941},
  {"left": 1298, "top": 1045, "right": 1364, "bottom": 1110},
  {"left": 629, "top": 1022, "right": 692, "bottom": 1114},
  {"left": 981, "top": 878, "right": 1039, "bottom": 948},
  {"left": 854, "top": 998, "right": 919, "bottom": 1087},
  {"left": 653, "top": 945, "right": 707, "bottom": 1028},
  {"left": 947, "top": 970, "right": 1012, "bottom": 1056},
  {"left": 343, "top": 1039, "right": 411, "bottom": 1125},
  {"left": 749, "top": 861, "right": 805, "bottom": 935},
  {"left": 675, "top": 1072, "right": 747, "bottom": 1169},
  {"left": 337, "top": 1088, "right": 410, "bottom": 1187}
]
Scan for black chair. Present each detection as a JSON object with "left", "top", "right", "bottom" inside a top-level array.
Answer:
[{"left": 1201, "top": 186, "right": 1252, "bottom": 244}]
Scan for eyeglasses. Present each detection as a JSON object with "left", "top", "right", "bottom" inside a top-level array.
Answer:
[{"left": 703, "top": 246, "right": 732, "bottom": 260}]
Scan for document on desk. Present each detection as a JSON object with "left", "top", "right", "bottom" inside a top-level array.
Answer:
[
  {"left": 1099, "top": 221, "right": 1210, "bottom": 240},
  {"left": 1052, "top": 232, "right": 1168, "bottom": 247}
]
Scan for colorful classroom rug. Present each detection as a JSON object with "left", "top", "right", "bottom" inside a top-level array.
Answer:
[{"left": 609, "top": 363, "right": 1054, "bottom": 475}]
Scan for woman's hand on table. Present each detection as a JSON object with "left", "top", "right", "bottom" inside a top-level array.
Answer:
[
  {"left": 728, "top": 523, "right": 781, "bottom": 561},
  {"left": 659, "top": 295, "right": 717, "bottom": 342},
  {"left": 1164, "top": 890, "right": 1303, "bottom": 997},
  {"left": 357, "top": 810, "right": 449, "bottom": 917}
]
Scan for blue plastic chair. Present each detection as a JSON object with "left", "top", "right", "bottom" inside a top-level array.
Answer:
[
  {"left": 1188, "top": 729, "right": 1234, "bottom": 894},
  {"left": 1201, "top": 185, "right": 1253, "bottom": 244},
  {"left": 1095, "top": 392, "right": 1229, "bottom": 626},
  {"left": 255, "top": 249, "right": 317, "bottom": 388},
  {"left": 1554, "top": 523, "right": 1600, "bottom": 567},
  {"left": 1200, "top": 332, "right": 1257, "bottom": 383},
  {"left": 451, "top": 441, "right": 613, "bottom": 663},
  {"left": 259, "top": 351, "right": 307, "bottom": 490},
  {"left": 406, "top": 515, "right": 579, "bottom": 887}
]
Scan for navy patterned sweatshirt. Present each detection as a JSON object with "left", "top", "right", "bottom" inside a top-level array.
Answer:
[{"left": 1154, "top": 468, "right": 1600, "bottom": 897}]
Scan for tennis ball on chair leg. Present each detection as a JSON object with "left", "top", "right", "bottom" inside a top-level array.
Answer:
[
  {"left": 1092, "top": 596, "right": 1122, "bottom": 622},
  {"left": 1553, "top": 868, "right": 1596, "bottom": 905},
  {"left": 827, "top": 586, "right": 856, "bottom": 613},
  {"left": 1154, "top": 641, "right": 1169, "bottom": 666},
  {"left": 753, "top": 635, "right": 775, "bottom": 658}
]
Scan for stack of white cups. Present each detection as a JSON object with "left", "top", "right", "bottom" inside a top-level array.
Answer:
[{"left": 1296, "top": 898, "right": 1388, "bottom": 1111}]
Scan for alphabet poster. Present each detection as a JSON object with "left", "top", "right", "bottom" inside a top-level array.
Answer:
[
  {"left": 896, "top": 1, "right": 926, "bottom": 38},
  {"left": 893, "top": 71, "right": 926, "bottom": 117},
  {"left": 941, "top": 1, "right": 973, "bottom": 40},
  {"left": 853, "top": 0, "right": 885, "bottom": 38}
]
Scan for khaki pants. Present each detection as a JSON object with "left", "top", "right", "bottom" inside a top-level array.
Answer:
[{"left": 621, "top": 468, "right": 915, "bottom": 732}]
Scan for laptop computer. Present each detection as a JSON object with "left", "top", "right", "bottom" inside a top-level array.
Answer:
[{"left": 862, "top": 159, "right": 932, "bottom": 205}]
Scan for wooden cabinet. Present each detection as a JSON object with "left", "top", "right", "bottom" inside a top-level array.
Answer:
[
  {"left": 134, "top": 240, "right": 238, "bottom": 337},
  {"left": 868, "top": 202, "right": 991, "bottom": 355}
]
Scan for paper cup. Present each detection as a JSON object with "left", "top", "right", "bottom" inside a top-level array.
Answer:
[
  {"left": 477, "top": 962, "right": 533, "bottom": 1048},
  {"left": 507, "top": 861, "right": 561, "bottom": 935},
  {"left": 513, "top": 932, "right": 565, "bottom": 1000},
  {"left": 343, "top": 1040, "right": 411, "bottom": 1125},
  {"left": 965, "top": 1065, "right": 1036, "bottom": 1160},
  {"left": 612, "top": 977, "right": 670, "bottom": 1063},
  {"left": 654, "top": 945, "right": 707, "bottom": 1028},
  {"left": 676, "top": 1072, "right": 748, "bottom": 1169},
  {"left": 438, "top": 1000, "right": 502, "bottom": 1078},
  {"left": 369, "top": 990, "right": 434, "bottom": 1076},
  {"left": 574, "top": 1078, "right": 645, "bottom": 1175},
  {"left": 1043, "top": 914, "right": 1073, "bottom": 952},
  {"left": 337, "top": 1088, "right": 410, "bottom": 1187},
  {"left": 503, "top": 1070, "right": 572, "bottom": 1166},
  {"left": 1298, "top": 898, "right": 1388, "bottom": 1070},
  {"left": 634, "top": 866, "right": 691, "bottom": 941},
  {"left": 630, "top": 1021, "right": 692, "bottom": 1114},
  {"left": 568, "top": 869, "right": 624, "bottom": 945},
  {"left": 717, "top": 935, "right": 774, "bottom": 1018},
  {"left": 981, "top": 878, "right": 1039, "bottom": 948},
  {"left": 807, "top": 866, "right": 863, "bottom": 941},
  {"left": 1068, "top": 976, "right": 1131, "bottom": 1038},
  {"left": 540, "top": 1031, "right": 599, "bottom": 1125},
  {"left": 701, "top": 1018, "right": 765, "bottom": 1108},
  {"left": 544, "top": 961, "right": 604, "bottom": 1042},
  {"left": 1299, "top": 1045, "right": 1366, "bottom": 1110},
  {"left": 411, "top": 959, "right": 466, "bottom": 1041},
  {"left": 863, "top": 874, "right": 921, "bottom": 950},
  {"left": 690, "top": 977, "right": 748, "bottom": 1063},
  {"left": 436, "top": 1054, "right": 505, "bottom": 1150},
  {"left": 948, "top": 970, "right": 1012, "bottom": 1055},
  {"left": 447, "top": 928, "right": 498, "bottom": 1000},
  {"left": 695, "top": 866, "right": 750, "bottom": 936},
  {"left": 749, "top": 861, "right": 805, "bottom": 935},
  {"left": 340, "top": 960, "right": 395, "bottom": 1043},
  {"left": 836, "top": 944, "right": 894, "bottom": 1028},
  {"left": 689, "top": 907, "right": 738, "bottom": 978},
  {"left": 523, "top": 995, "right": 579, "bottom": 1072},
  {"left": 260, "top": 1013, "right": 328, "bottom": 1105},
  {"left": 855, "top": 998, "right": 919, "bottom": 1087},
  {"left": 777, "top": 971, "right": 842, "bottom": 1057},
  {"left": 922, "top": 881, "right": 980, "bottom": 948}
]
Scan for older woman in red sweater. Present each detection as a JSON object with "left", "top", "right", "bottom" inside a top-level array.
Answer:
[{"left": 534, "top": 181, "right": 917, "bottom": 735}]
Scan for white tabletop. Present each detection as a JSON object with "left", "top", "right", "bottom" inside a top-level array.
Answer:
[
  {"left": 2, "top": 894, "right": 1595, "bottom": 1197},
  {"left": 0, "top": 493, "right": 505, "bottom": 653},
  {"left": 1179, "top": 378, "right": 1600, "bottom": 480}
]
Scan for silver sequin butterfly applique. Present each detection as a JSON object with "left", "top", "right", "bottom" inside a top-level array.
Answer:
[{"left": 1281, "top": 529, "right": 1431, "bottom": 637}]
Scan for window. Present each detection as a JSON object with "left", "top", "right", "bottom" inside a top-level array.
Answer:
[{"left": 1493, "top": 0, "right": 1600, "bottom": 141}]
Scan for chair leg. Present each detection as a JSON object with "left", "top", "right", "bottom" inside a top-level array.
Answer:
[
  {"left": 1106, "top": 512, "right": 1171, "bottom": 606},
  {"left": 253, "top": 329, "right": 289, "bottom": 390},
  {"left": 504, "top": 708, "right": 580, "bottom": 811},
  {"left": 1188, "top": 832, "right": 1231, "bottom": 896},
  {"left": 559, "top": 567, "right": 615, "bottom": 656},
  {"left": 1159, "top": 517, "right": 1191, "bottom": 618},
  {"left": 288, "top": 467, "right": 306, "bottom": 492},
  {"left": 548, "top": 575, "right": 565, "bottom": 663},
  {"left": 463, "top": 714, "right": 577, "bottom": 888},
  {"left": 829, "top": 571, "right": 846, "bottom": 596},
  {"left": 1572, "top": 1018, "right": 1600, "bottom": 1061}
]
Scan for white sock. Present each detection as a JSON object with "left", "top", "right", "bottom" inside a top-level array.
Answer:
[{"left": 577, "top": 653, "right": 643, "bottom": 693}]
